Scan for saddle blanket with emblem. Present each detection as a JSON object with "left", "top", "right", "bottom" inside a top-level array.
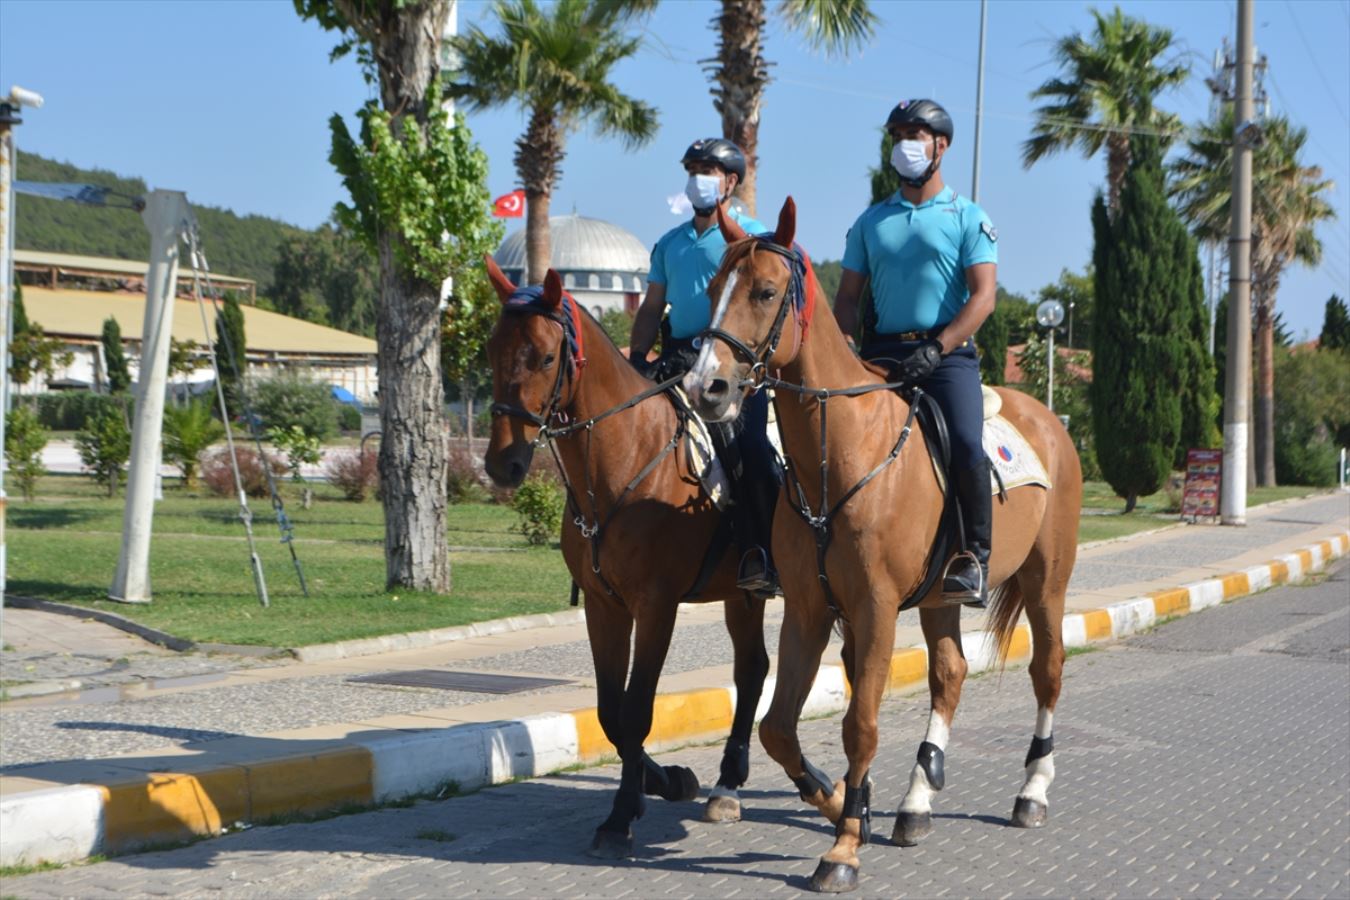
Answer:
[{"left": 929, "top": 409, "right": 1052, "bottom": 496}]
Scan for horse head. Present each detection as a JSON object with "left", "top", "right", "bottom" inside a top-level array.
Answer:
[
  {"left": 684, "top": 196, "right": 808, "bottom": 422},
  {"left": 482, "top": 255, "right": 574, "bottom": 487}
]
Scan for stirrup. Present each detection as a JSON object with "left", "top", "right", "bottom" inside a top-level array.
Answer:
[
  {"left": 736, "top": 547, "right": 779, "bottom": 597},
  {"left": 941, "top": 550, "right": 986, "bottom": 607}
]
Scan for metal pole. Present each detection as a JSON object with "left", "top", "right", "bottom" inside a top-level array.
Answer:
[
  {"left": 1222, "top": 0, "right": 1254, "bottom": 526},
  {"left": 1046, "top": 327, "right": 1055, "bottom": 413},
  {"left": 0, "top": 103, "right": 16, "bottom": 620},
  {"left": 970, "top": 0, "right": 988, "bottom": 202},
  {"left": 110, "top": 190, "right": 192, "bottom": 602}
]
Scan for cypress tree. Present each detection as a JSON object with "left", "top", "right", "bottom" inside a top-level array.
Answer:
[
  {"left": 978, "top": 300, "right": 1010, "bottom": 385},
  {"left": 101, "top": 316, "right": 132, "bottom": 394},
  {"left": 1090, "top": 138, "right": 1193, "bottom": 511},
  {"left": 1171, "top": 194, "right": 1219, "bottom": 466},
  {"left": 1320, "top": 294, "right": 1350, "bottom": 352},
  {"left": 214, "top": 293, "right": 248, "bottom": 420}
]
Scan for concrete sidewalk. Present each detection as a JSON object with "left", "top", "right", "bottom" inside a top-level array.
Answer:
[{"left": 1, "top": 492, "right": 1346, "bottom": 867}]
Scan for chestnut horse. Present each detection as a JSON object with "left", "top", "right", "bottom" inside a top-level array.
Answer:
[
  {"left": 683, "top": 199, "right": 1082, "bottom": 892},
  {"left": 481, "top": 257, "right": 770, "bottom": 859}
]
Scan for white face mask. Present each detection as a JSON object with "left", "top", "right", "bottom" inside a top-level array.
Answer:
[
  {"left": 685, "top": 173, "right": 723, "bottom": 211},
  {"left": 890, "top": 139, "right": 932, "bottom": 180}
]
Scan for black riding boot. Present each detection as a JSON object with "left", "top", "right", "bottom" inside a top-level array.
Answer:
[
  {"left": 730, "top": 398, "right": 781, "bottom": 599},
  {"left": 943, "top": 463, "right": 993, "bottom": 608}
]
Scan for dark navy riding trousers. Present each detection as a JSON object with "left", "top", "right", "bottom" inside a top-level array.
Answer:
[{"left": 865, "top": 341, "right": 986, "bottom": 474}]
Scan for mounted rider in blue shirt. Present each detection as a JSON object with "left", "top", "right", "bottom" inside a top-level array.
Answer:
[
  {"left": 629, "top": 138, "right": 781, "bottom": 598},
  {"left": 833, "top": 100, "right": 1000, "bottom": 607}
]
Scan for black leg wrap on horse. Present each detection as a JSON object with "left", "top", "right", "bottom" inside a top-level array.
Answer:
[
  {"left": 601, "top": 787, "right": 646, "bottom": 832},
  {"left": 641, "top": 753, "right": 668, "bottom": 796},
  {"left": 791, "top": 756, "right": 834, "bottom": 802},
  {"left": 917, "top": 741, "right": 946, "bottom": 791},
  {"left": 1025, "top": 734, "right": 1053, "bottom": 768},
  {"left": 836, "top": 780, "right": 871, "bottom": 845},
  {"left": 719, "top": 738, "right": 751, "bottom": 789}
]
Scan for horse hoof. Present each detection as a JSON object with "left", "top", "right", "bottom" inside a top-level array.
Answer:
[
  {"left": 587, "top": 828, "right": 634, "bottom": 859},
  {"left": 704, "top": 789, "right": 742, "bottom": 824},
  {"left": 808, "top": 859, "right": 860, "bottom": 893},
  {"left": 668, "top": 766, "right": 701, "bottom": 802},
  {"left": 1011, "top": 797, "right": 1048, "bottom": 829},
  {"left": 891, "top": 811, "right": 932, "bottom": 846}
]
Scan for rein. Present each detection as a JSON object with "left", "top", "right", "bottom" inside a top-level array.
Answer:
[
  {"left": 489, "top": 291, "right": 690, "bottom": 599},
  {"left": 697, "top": 237, "right": 931, "bottom": 622}
]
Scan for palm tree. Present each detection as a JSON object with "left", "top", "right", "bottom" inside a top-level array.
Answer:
[
  {"left": 1170, "top": 110, "right": 1336, "bottom": 485},
  {"left": 706, "top": 0, "right": 877, "bottom": 216},
  {"left": 1175, "top": 114, "right": 1335, "bottom": 487},
  {"left": 1022, "top": 6, "right": 1188, "bottom": 215},
  {"left": 450, "top": 0, "right": 659, "bottom": 285}
]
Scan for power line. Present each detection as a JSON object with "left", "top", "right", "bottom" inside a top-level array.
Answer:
[{"left": 1282, "top": 0, "right": 1350, "bottom": 125}]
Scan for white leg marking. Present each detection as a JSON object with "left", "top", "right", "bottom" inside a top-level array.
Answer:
[
  {"left": 1019, "top": 707, "right": 1055, "bottom": 805},
  {"left": 709, "top": 785, "right": 738, "bottom": 800},
  {"left": 899, "top": 712, "right": 950, "bottom": 814}
]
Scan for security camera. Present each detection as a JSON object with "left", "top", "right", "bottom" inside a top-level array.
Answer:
[
  {"left": 1235, "top": 118, "right": 1265, "bottom": 148},
  {"left": 8, "top": 86, "right": 44, "bottom": 109}
]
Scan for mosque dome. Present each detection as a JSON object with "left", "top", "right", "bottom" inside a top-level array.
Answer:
[{"left": 493, "top": 214, "right": 649, "bottom": 299}]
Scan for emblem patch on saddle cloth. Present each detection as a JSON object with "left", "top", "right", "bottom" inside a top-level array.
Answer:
[
  {"left": 927, "top": 413, "right": 1052, "bottom": 496},
  {"left": 983, "top": 414, "right": 1052, "bottom": 493}
]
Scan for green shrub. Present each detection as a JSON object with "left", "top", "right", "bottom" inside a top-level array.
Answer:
[
  {"left": 75, "top": 403, "right": 131, "bottom": 497},
  {"left": 5, "top": 405, "right": 49, "bottom": 500},
  {"left": 251, "top": 374, "right": 337, "bottom": 440},
  {"left": 1274, "top": 346, "right": 1349, "bottom": 486},
  {"left": 336, "top": 403, "right": 363, "bottom": 432},
  {"left": 163, "top": 399, "right": 225, "bottom": 487},
  {"left": 33, "top": 391, "right": 122, "bottom": 431},
  {"left": 512, "top": 472, "right": 564, "bottom": 546},
  {"left": 267, "top": 423, "right": 323, "bottom": 482}
]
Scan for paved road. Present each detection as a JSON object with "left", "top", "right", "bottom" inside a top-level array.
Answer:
[{"left": 6, "top": 559, "right": 1346, "bottom": 898}]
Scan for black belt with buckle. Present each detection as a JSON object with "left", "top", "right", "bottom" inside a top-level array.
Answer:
[{"left": 875, "top": 329, "right": 972, "bottom": 349}]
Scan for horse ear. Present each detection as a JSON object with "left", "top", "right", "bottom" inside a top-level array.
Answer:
[
  {"left": 717, "top": 203, "right": 749, "bottom": 243},
  {"left": 774, "top": 196, "right": 797, "bottom": 247},
  {"left": 542, "top": 269, "right": 564, "bottom": 310},
  {"left": 484, "top": 255, "right": 515, "bottom": 304}
]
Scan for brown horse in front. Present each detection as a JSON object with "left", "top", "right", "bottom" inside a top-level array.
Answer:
[
  {"left": 683, "top": 199, "right": 1082, "bottom": 892},
  {"left": 480, "top": 257, "right": 770, "bottom": 860}
]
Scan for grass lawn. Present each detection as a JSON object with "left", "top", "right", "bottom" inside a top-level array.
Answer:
[
  {"left": 5, "top": 475, "right": 1332, "bottom": 647},
  {"left": 6, "top": 476, "right": 572, "bottom": 647}
]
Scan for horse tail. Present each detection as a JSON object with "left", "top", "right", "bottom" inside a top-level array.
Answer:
[{"left": 986, "top": 575, "right": 1026, "bottom": 668}]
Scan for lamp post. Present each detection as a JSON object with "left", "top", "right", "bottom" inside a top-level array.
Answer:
[
  {"left": 1035, "top": 299, "right": 1065, "bottom": 412},
  {"left": 1067, "top": 301, "right": 1076, "bottom": 348},
  {"left": 1, "top": 85, "right": 44, "bottom": 634}
]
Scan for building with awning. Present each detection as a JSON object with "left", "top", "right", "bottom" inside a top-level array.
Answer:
[{"left": 14, "top": 251, "right": 377, "bottom": 403}]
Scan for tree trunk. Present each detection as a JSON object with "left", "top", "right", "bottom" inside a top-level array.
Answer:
[
  {"left": 1106, "top": 133, "right": 1131, "bottom": 218},
  {"left": 1254, "top": 298, "right": 1276, "bottom": 486},
  {"left": 712, "top": 0, "right": 767, "bottom": 217},
  {"left": 1124, "top": 492, "right": 1137, "bottom": 514},
  {"left": 376, "top": 240, "right": 451, "bottom": 592},
  {"left": 337, "top": 0, "right": 454, "bottom": 593},
  {"left": 525, "top": 189, "right": 552, "bottom": 286}
]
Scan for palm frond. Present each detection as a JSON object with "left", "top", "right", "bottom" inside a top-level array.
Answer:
[{"left": 779, "top": 0, "right": 879, "bottom": 59}]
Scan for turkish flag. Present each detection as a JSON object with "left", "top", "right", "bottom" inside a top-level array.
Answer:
[{"left": 492, "top": 190, "right": 525, "bottom": 217}]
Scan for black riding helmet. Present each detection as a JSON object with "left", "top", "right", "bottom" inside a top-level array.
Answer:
[
  {"left": 886, "top": 99, "right": 954, "bottom": 145},
  {"left": 680, "top": 138, "right": 747, "bottom": 182}
]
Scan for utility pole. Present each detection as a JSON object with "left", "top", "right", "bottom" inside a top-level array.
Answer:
[
  {"left": 1222, "top": 0, "right": 1255, "bottom": 526},
  {"left": 110, "top": 190, "right": 192, "bottom": 602},
  {"left": 970, "top": 0, "right": 987, "bottom": 202},
  {"left": 0, "top": 86, "right": 43, "bottom": 637}
]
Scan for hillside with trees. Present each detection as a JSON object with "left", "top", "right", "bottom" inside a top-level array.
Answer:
[{"left": 14, "top": 150, "right": 306, "bottom": 293}]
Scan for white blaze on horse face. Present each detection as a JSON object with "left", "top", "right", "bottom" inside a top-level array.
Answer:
[
  {"left": 1019, "top": 707, "right": 1056, "bottom": 806},
  {"left": 686, "top": 269, "right": 739, "bottom": 402},
  {"left": 899, "top": 712, "right": 950, "bottom": 814}
]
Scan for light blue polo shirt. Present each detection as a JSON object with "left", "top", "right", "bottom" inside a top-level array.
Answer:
[
  {"left": 841, "top": 186, "right": 997, "bottom": 334},
  {"left": 648, "top": 208, "right": 768, "bottom": 339}
]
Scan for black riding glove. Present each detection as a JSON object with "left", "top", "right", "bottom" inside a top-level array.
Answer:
[
  {"left": 629, "top": 353, "right": 654, "bottom": 379},
  {"left": 897, "top": 339, "right": 944, "bottom": 385}
]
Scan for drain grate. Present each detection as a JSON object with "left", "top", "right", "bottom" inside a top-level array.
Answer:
[{"left": 348, "top": 669, "right": 572, "bottom": 694}]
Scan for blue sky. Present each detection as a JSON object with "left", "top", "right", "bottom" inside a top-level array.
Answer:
[{"left": 2, "top": 0, "right": 1347, "bottom": 338}]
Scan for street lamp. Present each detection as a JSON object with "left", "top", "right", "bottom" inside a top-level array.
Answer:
[
  {"left": 1067, "top": 301, "right": 1076, "bottom": 348},
  {"left": 1035, "top": 299, "right": 1065, "bottom": 412}
]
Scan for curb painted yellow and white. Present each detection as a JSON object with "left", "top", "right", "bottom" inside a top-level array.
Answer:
[{"left": 3, "top": 531, "right": 1346, "bottom": 868}]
